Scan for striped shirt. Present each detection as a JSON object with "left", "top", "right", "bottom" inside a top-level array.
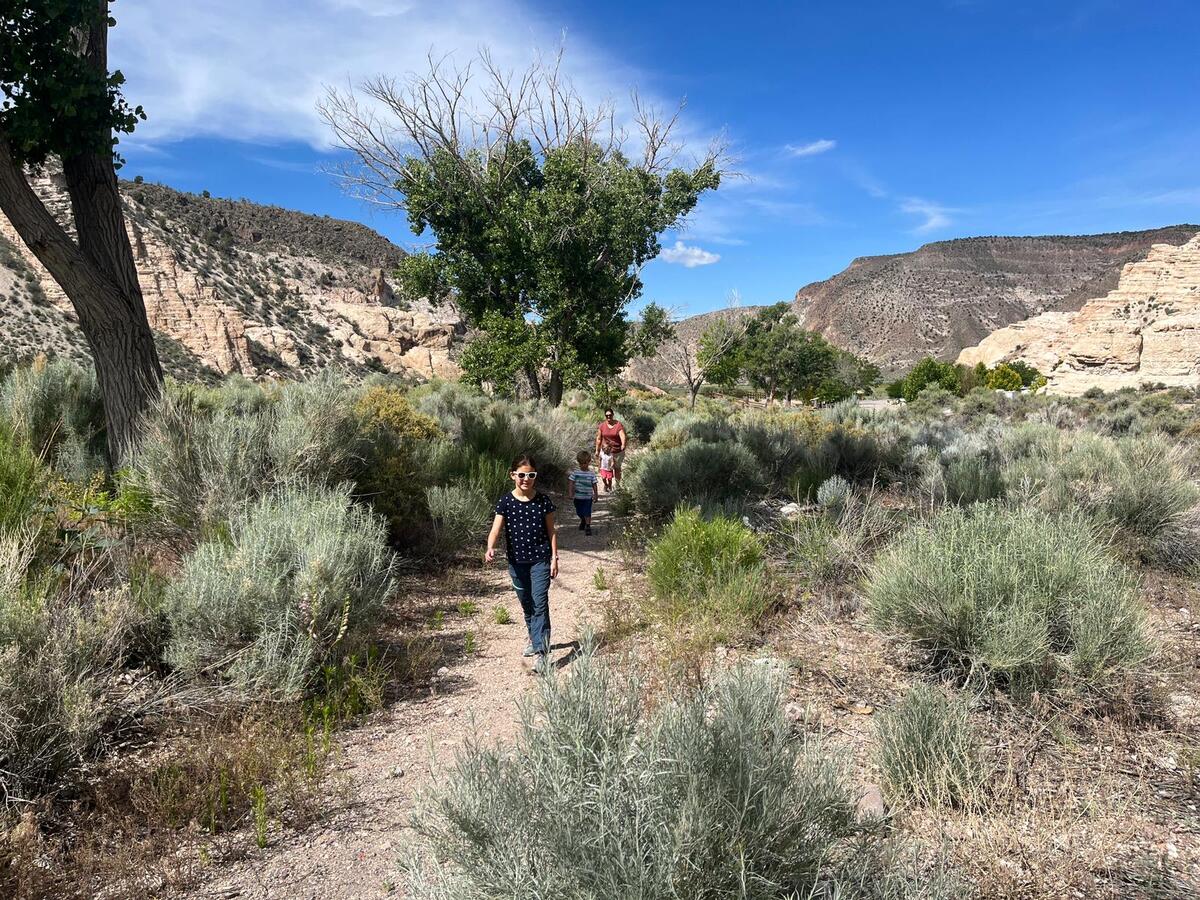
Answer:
[{"left": 569, "top": 468, "right": 598, "bottom": 499}]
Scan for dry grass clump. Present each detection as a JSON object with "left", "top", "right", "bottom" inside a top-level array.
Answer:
[
  {"left": 877, "top": 684, "right": 986, "bottom": 809},
  {"left": 404, "top": 648, "right": 958, "bottom": 899},
  {"left": 868, "top": 504, "right": 1153, "bottom": 699}
]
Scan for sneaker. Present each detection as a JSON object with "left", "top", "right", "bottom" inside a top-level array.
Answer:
[
  {"left": 585, "top": 525, "right": 592, "bottom": 536},
  {"left": 578, "top": 519, "right": 585, "bottom": 530},
  {"left": 532, "top": 653, "right": 549, "bottom": 675},
  {"left": 522, "top": 643, "right": 536, "bottom": 657}
]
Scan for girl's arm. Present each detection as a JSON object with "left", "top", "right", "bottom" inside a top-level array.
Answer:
[
  {"left": 546, "top": 511, "right": 559, "bottom": 578},
  {"left": 484, "top": 514, "right": 504, "bottom": 562}
]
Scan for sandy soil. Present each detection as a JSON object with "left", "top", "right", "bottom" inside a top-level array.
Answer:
[{"left": 188, "top": 492, "right": 623, "bottom": 899}]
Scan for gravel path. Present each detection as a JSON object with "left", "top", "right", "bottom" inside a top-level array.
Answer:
[{"left": 190, "top": 493, "right": 623, "bottom": 899}]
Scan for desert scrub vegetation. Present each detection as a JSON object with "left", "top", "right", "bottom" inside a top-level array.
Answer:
[
  {"left": 622, "top": 438, "right": 764, "bottom": 518},
  {"left": 403, "top": 648, "right": 956, "bottom": 899},
  {"left": 165, "top": 483, "right": 396, "bottom": 696},
  {"left": 867, "top": 504, "right": 1152, "bottom": 700},
  {"left": 876, "top": 684, "right": 986, "bottom": 809},
  {"left": 643, "top": 508, "right": 775, "bottom": 651}
]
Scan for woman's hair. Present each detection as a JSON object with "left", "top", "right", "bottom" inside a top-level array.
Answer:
[
  {"left": 576, "top": 450, "right": 592, "bottom": 465},
  {"left": 603, "top": 407, "right": 614, "bottom": 416},
  {"left": 510, "top": 453, "right": 537, "bottom": 471}
]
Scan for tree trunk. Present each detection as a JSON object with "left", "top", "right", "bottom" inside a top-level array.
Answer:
[
  {"left": 546, "top": 370, "right": 564, "bottom": 407},
  {"left": 0, "top": 148, "right": 162, "bottom": 466},
  {"left": 688, "top": 379, "right": 702, "bottom": 410},
  {"left": 523, "top": 363, "right": 543, "bottom": 401}
]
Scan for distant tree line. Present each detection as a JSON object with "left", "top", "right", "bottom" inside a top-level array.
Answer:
[{"left": 886, "top": 358, "right": 1046, "bottom": 401}]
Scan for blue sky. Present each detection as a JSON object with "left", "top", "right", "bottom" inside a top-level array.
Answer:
[{"left": 112, "top": 0, "right": 1200, "bottom": 318}]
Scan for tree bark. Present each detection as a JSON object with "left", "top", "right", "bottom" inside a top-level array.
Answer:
[
  {"left": 523, "top": 363, "right": 543, "bottom": 401},
  {"left": 546, "top": 369, "right": 564, "bottom": 407},
  {"left": 0, "top": 7, "right": 163, "bottom": 465},
  {"left": 688, "top": 379, "right": 702, "bottom": 410}
]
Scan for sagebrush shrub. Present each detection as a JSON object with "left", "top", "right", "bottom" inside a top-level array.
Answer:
[
  {"left": 868, "top": 504, "right": 1152, "bottom": 697},
  {"left": 1003, "top": 427, "right": 1200, "bottom": 571},
  {"left": 426, "top": 484, "right": 492, "bottom": 557},
  {"left": 0, "top": 535, "right": 138, "bottom": 797},
  {"left": 624, "top": 439, "right": 763, "bottom": 518},
  {"left": 817, "top": 475, "right": 852, "bottom": 512},
  {"left": 0, "top": 357, "right": 105, "bottom": 469},
  {"left": 165, "top": 484, "right": 396, "bottom": 696},
  {"left": 877, "top": 684, "right": 985, "bottom": 809},
  {"left": 404, "top": 649, "right": 944, "bottom": 898},
  {"left": 787, "top": 492, "right": 896, "bottom": 586}
]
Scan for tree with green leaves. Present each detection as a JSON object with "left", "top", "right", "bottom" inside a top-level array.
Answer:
[
  {"left": 737, "top": 303, "right": 838, "bottom": 404},
  {"left": 901, "top": 357, "right": 961, "bottom": 401},
  {"left": 0, "top": 0, "right": 161, "bottom": 463},
  {"left": 321, "top": 50, "right": 723, "bottom": 405},
  {"left": 985, "top": 363, "right": 1023, "bottom": 391}
]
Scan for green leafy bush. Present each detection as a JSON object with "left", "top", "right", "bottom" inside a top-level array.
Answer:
[
  {"left": 985, "top": 364, "right": 1023, "bottom": 392},
  {"left": 868, "top": 504, "right": 1151, "bottom": 698},
  {"left": 164, "top": 484, "right": 397, "bottom": 696},
  {"left": 877, "top": 684, "right": 985, "bottom": 809},
  {"left": 623, "top": 440, "right": 763, "bottom": 519},
  {"left": 649, "top": 410, "right": 736, "bottom": 450},
  {"left": 404, "top": 650, "right": 944, "bottom": 898},
  {"left": 645, "top": 509, "right": 773, "bottom": 647}
]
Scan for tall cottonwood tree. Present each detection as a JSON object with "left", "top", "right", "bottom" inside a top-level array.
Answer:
[
  {"left": 0, "top": 0, "right": 161, "bottom": 463},
  {"left": 321, "top": 49, "right": 723, "bottom": 405}
]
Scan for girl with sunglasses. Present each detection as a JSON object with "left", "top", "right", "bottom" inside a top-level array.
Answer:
[{"left": 485, "top": 454, "right": 559, "bottom": 673}]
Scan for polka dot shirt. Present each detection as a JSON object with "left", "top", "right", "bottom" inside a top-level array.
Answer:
[{"left": 495, "top": 492, "right": 556, "bottom": 564}]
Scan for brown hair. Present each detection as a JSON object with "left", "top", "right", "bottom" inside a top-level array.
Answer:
[
  {"left": 576, "top": 450, "right": 592, "bottom": 465},
  {"left": 509, "top": 453, "right": 537, "bottom": 471}
]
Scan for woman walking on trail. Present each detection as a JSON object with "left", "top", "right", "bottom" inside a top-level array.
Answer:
[
  {"left": 485, "top": 454, "right": 559, "bottom": 674},
  {"left": 594, "top": 408, "right": 627, "bottom": 492}
]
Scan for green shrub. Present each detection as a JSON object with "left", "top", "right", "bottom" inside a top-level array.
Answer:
[
  {"left": 426, "top": 484, "right": 492, "bottom": 557},
  {"left": 404, "top": 649, "right": 942, "bottom": 898},
  {"left": 624, "top": 440, "right": 763, "bottom": 519},
  {"left": 0, "top": 425, "right": 48, "bottom": 539},
  {"left": 786, "top": 491, "right": 896, "bottom": 587},
  {"left": 0, "top": 357, "right": 105, "bottom": 469},
  {"left": 817, "top": 475, "right": 852, "bottom": 512},
  {"left": 644, "top": 509, "right": 773, "bottom": 647},
  {"left": 0, "top": 536, "right": 138, "bottom": 797},
  {"left": 985, "top": 364, "right": 1023, "bottom": 392},
  {"left": 901, "top": 358, "right": 961, "bottom": 401},
  {"left": 649, "top": 410, "right": 736, "bottom": 450},
  {"left": 165, "top": 484, "right": 396, "bottom": 696},
  {"left": 129, "top": 374, "right": 368, "bottom": 542},
  {"left": 868, "top": 504, "right": 1151, "bottom": 698},
  {"left": 877, "top": 684, "right": 985, "bottom": 809},
  {"left": 1004, "top": 428, "right": 1200, "bottom": 571}
]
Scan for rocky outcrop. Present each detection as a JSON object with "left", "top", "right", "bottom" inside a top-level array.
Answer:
[
  {"left": 957, "top": 234, "right": 1200, "bottom": 393},
  {"left": 792, "top": 226, "right": 1199, "bottom": 370},
  {"left": 0, "top": 172, "right": 465, "bottom": 381}
]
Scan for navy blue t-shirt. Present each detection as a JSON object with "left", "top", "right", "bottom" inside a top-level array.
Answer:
[{"left": 495, "top": 492, "right": 555, "bottom": 563}]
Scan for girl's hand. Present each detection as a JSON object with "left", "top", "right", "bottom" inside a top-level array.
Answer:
[
  {"left": 484, "top": 547, "right": 496, "bottom": 563},
  {"left": 550, "top": 557, "right": 559, "bottom": 579}
]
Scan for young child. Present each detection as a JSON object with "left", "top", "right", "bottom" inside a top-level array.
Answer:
[
  {"left": 568, "top": 450, "right": 599, "bottom": 536},
  {"left": 598, "top": 448, "right": 615, "bottom": 493}
]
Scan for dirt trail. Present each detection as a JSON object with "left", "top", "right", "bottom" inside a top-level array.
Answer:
[{"left": 193, "top": 492, "right": 623, "bottom": 899}]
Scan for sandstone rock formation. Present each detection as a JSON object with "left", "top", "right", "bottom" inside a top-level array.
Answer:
[
  {"left": 792, "top": 227, "right": 1198, "bottom": 370},
  {"left": 0, "top": 171, "right": 465, "bottom": 381},
  {"left": 957, "top": 234, "right": 1200, "bottom": 393}
]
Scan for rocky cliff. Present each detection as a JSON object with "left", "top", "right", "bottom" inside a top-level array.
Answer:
[
  {"left": 792, "top": 226, "right": 1199, "bottom": 371},
  {"left": 957, "top": 233, "right": 1200, "bottom": 394},
  {"left": 0, "top": 173, "right": 464, "bottom": 381}
]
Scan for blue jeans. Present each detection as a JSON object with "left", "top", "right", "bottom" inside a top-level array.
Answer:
[{"left": 508, "top": 558, "right": 552, "bottom": 654}]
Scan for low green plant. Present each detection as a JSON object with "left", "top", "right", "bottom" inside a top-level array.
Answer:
[
  {"left": 593, "top": 566, "right": 608, "bottom": 591},
  {"left": 0, "top": 425, "right": 48, "bottom": 539},
  {"left": 251, "top": 784, "right": 269, "bottom": 848},
  {"left": 426, "top": 483, "right": 491, "bottom": 558},
  {"left": 457, "top": 601, "right": 480, "bottom": 617},
  {"left": 877, "top": 684, "right": 986, "bottom": 809},
  {"left": 645, "top": 508, "right": 773, "bottom": 649},
  {"left": 492, "top": 604, "right": 513, "bottom": 625},
  {"left": 868, "top": 504, "right": 1152, "bottom": 699},
  {"left": 403, "top": 648, "right": 948, "bottom": 898}
]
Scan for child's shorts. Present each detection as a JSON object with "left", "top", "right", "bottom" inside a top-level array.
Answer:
[{"left": 573, "top": 498, "right": 594, "bottom": 519}]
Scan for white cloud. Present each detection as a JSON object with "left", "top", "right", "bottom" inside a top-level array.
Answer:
[
  {"left": 784, "top": 139, "right": 837, "bottom": 158},
  {"left": 660, "top": 240, "right": 721, "bottom": 267},
  {"left": 109, "top": 0, "right": 673, "bottom": 150},
  {"left": 900, "top": 197, "right": 958, "bottom": 233}
]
